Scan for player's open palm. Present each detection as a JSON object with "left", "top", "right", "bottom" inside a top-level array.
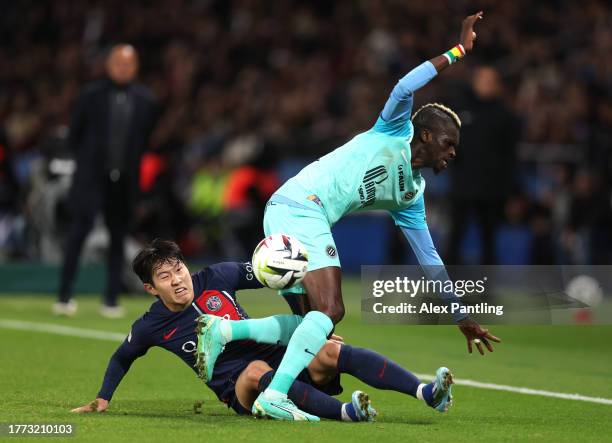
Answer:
[
  {"left": 460, "top": 11, "right": 483, "bottom": 52},
  {"left": 458, "top": 318, "right": 501, "bottom": 355},
  {"left": 71, "top": 398, "right": 109, "bottom": 413}
]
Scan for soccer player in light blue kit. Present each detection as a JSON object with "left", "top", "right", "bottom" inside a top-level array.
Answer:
[{"left": 200, "top": 11, "right": 501, "bottom": 421}]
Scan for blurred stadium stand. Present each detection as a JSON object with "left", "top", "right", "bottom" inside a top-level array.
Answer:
[{"left": 1, "top": 0, "right": 611, "bottom": 292}]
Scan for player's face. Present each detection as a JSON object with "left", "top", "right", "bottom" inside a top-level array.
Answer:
[
  {"left": 429, "top": 125, "right": 459, "bottom": 174},
  {"left": 145, "top": 259, "right": 194, "bottom": 311}
]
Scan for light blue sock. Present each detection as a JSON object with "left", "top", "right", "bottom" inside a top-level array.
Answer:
[
  {"left": 266, "top": 311, "right": 333, "bottom": 395},
  {"left": 223, "top": 315, "right": 302, "bottom": 346}
]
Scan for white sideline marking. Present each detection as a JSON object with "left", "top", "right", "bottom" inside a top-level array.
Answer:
[
  {"left": 0, "top": 318, "right": 126, "bottom": 342},
  {"left": 414, "top": 373, "right": 612, "bottom": 405},
  {"left": 1, "top": 318, "right": 611, "bottom": 406}
]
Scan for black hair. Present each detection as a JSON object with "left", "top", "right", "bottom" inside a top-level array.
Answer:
[{"left": 132, "top": 239, "right": 185, "bottom": 286}]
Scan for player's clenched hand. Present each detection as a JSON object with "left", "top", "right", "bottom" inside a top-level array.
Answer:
[
  {"left": 71, "top": 398, "right": 109, "bottom": 413},
  {"left": 458, "top": 318, "right": 501, "bottom": 355},
  {"left": 460, "top": 11, "right": 483, "bottom": 52}
]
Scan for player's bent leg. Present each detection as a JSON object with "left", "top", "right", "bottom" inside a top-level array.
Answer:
[
  {"left": 307, "top": 340, "right": 341, "bottom": 386},
  {"left": 235, "top": 361, "right": 273, "bottom": 413},
  {"left": 258, "top": 369, "right": 375, "bottom": 422},
  {"left": 306, "top": 343, "right": 379, "bottom": 422}
]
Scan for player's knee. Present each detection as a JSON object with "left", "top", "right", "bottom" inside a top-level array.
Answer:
[
  {"left": 319, "top": 341, "right": 340, "bottom": 369},
  {"left": 244, "top": 361, "right": 271, "bottom": 387}
]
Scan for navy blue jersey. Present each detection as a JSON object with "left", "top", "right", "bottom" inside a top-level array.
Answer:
[{"left": 97, "top": 262, "right": 274, "bottom": 402}]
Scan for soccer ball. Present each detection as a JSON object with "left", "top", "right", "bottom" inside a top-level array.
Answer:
[{"left": 252, "top": 234, "right": 308, "bottom": 290}]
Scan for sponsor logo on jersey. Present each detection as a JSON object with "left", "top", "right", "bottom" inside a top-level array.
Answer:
[
  {"left": 181, "top": 341, "right": 196, "bottom": 353},
  {"left": 398, "top": 165, "right": 405, "bottom": 192},
  {"left": 244, "top": 263, "right": 254, "bottom": 280},
  {"left": 206, "top": 295, "right": 222, "bottom": 312},
  {"left": 326, "top": 245, "right": 337, "bottom": 257},
  {"left": 358, "top": 165, "right": 388, "bottom": 207}
]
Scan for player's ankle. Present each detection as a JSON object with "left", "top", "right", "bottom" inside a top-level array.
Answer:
[
  {"left": 341, "top": 402, "right": 358, "bottom": 421},
  {"left": 417, "top": 382, "right": 435, "bottom": 406},
  {"left": 218, "top": 318, "right": 233, "bottom": 344}
]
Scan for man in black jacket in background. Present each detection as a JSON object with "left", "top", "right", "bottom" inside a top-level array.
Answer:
[
  {"left": 447, "top": 66, "right": 520, "bottom": 265},
  {"left": 54, "top": 44, "right": 157, "bottom": 318}
]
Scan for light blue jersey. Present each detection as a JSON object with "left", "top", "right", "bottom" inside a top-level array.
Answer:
[
  {"left": 275, "top": 61, "right": 438, "bottom": 230},
  {"left": 265, "top": 60, "right": 466, "bottom": 319}
]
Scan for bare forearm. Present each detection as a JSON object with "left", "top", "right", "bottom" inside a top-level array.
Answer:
[{"left": 429, "top": 54, "right": 455, "bottom": 74}]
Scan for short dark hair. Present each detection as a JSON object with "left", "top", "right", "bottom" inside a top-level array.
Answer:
[
  {"left": 132, "top": 239, "right": 185, "bottom": 286},
  {"left": 412, "top": 103, "right": 461, "bottom": 135}
]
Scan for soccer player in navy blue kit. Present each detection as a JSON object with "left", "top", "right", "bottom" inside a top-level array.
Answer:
[{"left": 71, "top": 239, "right": 455, "bottom": 421}]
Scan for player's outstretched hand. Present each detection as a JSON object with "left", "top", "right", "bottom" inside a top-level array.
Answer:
[
  {"left": 71, "top": 398, "right": 109, "bottom": 413},
  {"left": 460, "top": 11, "right": 484, "bottom": 52},
  {"left": 458, "top": 318, "right": 501, "bottom": 355}
]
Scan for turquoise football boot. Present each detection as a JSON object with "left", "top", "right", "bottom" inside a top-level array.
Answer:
[
  {"left": 195, "top": 314, "right": 226, "bottom": 382},
  {"left": 429, "top": 366, "right": 454, "bottom": 412},
  {"left": 351, "top": 390, "right": 377, "bottom": 422},
  {"left": 252, "top": 393, "right": 320, "bottom": 421}
]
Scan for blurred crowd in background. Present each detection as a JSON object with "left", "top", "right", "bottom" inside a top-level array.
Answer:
[{"left": 1, "top": 0, "right": 611, "bottom": 268}]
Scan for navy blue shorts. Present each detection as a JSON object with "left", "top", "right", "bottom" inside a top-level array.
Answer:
[{"left": 208, "top": 341, "right": 343, "bottom": 415}]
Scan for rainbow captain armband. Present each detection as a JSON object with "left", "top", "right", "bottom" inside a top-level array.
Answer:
[{"left": 442, "top": 44, "right": 466, "bottom": 65}]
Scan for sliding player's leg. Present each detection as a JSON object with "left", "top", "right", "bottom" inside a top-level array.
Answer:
[
  {"left": 311, "top": 341, "right": 454, "bottom": 413},
  {"left": 196, "top": 314, "right": 303, "bottom": 382},
  {"left": 235, "top": 360, "right": 372, "bottom": 422}
]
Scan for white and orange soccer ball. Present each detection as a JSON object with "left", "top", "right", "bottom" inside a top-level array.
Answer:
[{"left": 251, "top": 234, "right": 308, "bottom": 290}]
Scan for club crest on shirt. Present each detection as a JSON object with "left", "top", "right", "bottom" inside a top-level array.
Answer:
[{"left": 206, "top": 295, "right": 223, "bottom": 312}]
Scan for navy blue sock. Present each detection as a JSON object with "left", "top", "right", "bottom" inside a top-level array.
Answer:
[
  {"left": 258, "top": 370, "right": 344, "bottom": 420},
  {"left": 421, "top": 382, "right": 436, "bottom": 407},
  {"left": 337, "top": 345, "right": 421, "bottom": 397}
]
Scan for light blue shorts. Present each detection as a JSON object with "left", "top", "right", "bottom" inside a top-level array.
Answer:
[{"left": 263, "top": 194, "right": 340, "bottom": 295}]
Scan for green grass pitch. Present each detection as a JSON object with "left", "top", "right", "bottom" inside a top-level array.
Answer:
[{"left": 1, "top": 279, "right": 611, "bottom": 442}]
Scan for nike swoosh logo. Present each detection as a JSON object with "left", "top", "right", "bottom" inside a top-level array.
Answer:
[
  {"left": 163, "top": 327, "right": 178, "bottom": 340},
  {"left": 304, "top": 348, "right": 316, "bottom": 356}
]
